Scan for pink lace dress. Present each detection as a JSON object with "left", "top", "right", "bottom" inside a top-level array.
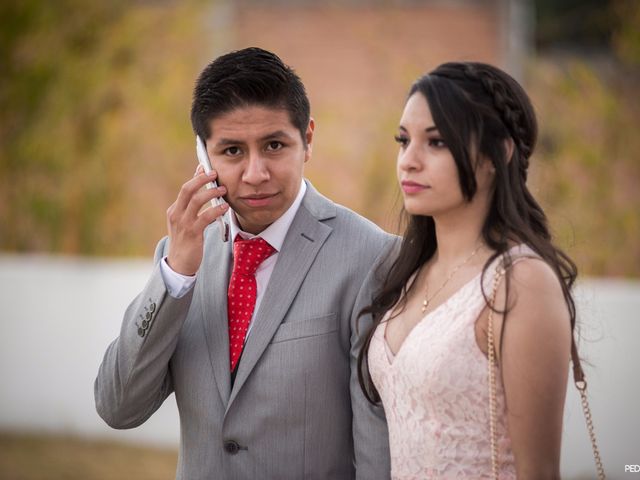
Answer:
[{"left": 369, "top": 246, "right": 535, "bottom": 479}]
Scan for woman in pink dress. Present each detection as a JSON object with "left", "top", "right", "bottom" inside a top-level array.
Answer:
[{"left": 359, "top": 62, "right": 577, "bottom": 479}]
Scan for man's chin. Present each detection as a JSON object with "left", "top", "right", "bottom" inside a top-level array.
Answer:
[{"left": 234, "top": 210, "right": 281, "bottom": 235}]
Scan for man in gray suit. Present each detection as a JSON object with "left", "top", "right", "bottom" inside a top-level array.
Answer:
[{"left": 95, "top": 47, "right": 393, "bottom": 479}]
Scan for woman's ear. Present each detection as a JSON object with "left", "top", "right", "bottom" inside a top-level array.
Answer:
[{"left": 504, "top": 137, "right": 515, "bottom": 163}]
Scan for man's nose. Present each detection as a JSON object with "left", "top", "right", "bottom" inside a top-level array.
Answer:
[{"left": 242, "top": 152, "right": 270, "bottom": 185}]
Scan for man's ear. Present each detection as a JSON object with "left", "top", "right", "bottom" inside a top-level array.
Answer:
[
  {"left": 304, "top": 118, "right": 315, "bottom": 162},
  {"left": 504, "top": 137, "right": 515, "bottom": 163}
]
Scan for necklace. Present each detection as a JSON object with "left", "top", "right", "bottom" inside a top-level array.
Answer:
[{"left": 421, "top": 244, "right": 483, "bottom": 314}]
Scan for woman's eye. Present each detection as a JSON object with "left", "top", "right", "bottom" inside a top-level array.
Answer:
[
  {"left": 224, "top": 146, "right": 242, "bottom": 156},
  {"left": 266, "top": 141, "right": 283, "bottom": 151},
  {"left": 394, "top": 135, "right": 409, "bottom": 147},
  {"left": 428, "top": 138, "right": 446, "bottom": 148}
]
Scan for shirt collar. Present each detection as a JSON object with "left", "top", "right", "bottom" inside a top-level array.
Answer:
[{"left": 229, "top": 179, "right": 307, "bottom": 252}]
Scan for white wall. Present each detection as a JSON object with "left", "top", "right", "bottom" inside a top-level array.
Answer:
[
  {"left": 0, "top": 255, "right": 179, "bottom": 449},
  {"left": 0, "top": 255, "right": 638, "bottom": 478}
]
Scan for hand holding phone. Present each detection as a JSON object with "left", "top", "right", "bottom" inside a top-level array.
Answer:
[{"left": 196, "top": 135, "right": 230, "bottom": 242}]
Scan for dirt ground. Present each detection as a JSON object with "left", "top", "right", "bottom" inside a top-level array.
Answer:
[{"left": 0, "top": 433, "right": 177, "bottom": 480}]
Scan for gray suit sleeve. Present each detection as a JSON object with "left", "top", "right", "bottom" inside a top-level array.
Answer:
[
  {"left": 94, "top": 236, "right": 194, "bottom": 429},
  {"left": 350, "top": 238, "right": 397, "bottom": 480}
]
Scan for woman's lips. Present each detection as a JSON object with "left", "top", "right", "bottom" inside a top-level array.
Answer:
[
  {"left": 240, "top": 193, "right": 278, "bottom": 207},
  {"left": 401, "top": 181, "right": 429, "bottom": 194}
]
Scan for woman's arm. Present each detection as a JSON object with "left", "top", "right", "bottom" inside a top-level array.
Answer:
[{"left": 493, "top": 258, "right": 572, "bottom": 480}]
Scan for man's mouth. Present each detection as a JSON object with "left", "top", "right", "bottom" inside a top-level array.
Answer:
[{"left": 239, "top": 193, "right": 279, "bottom": 208}]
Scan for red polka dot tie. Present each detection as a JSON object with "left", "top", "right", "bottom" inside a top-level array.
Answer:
[{"left": 227, "top": 235, "right": 276, "bottom": 372}]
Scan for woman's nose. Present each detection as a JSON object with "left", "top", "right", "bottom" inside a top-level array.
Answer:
[{"left": 398, "top": 144, "right": 422, "bottom": 172}]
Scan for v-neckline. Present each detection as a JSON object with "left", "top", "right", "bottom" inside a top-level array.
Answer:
[{"left": 382, "top": 270, "right": 483, "bottom": 365}]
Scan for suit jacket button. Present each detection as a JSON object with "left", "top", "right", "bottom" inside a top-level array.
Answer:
[
  {"left": 223, "top": 440, "right": 240, "bottom": 454},
  {"left": 149, "top": 302, "right": 156, "bottom": 313},
  {"left": 138, "top": 327, "right": 145, "bottom": 337}
]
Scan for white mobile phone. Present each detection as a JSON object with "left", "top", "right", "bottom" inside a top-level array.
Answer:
[{"left": 196, "top": 135, "right": 229, "bottom": 242}]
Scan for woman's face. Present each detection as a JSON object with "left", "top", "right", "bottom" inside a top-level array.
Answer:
[
  {"left": 396, "top": 92, "right": 493, "bottom": 218},
  {"left": 396, "top": 92, "right": 464, "bottom": 217}
]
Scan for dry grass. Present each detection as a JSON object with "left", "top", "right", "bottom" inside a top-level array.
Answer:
[{"left": 0, "top": 432, "right": 177, "bottom": 480}]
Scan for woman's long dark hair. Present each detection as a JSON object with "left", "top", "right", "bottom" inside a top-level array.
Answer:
[{"left": 357, "top": 62, "right": 578, "bottom": 404}]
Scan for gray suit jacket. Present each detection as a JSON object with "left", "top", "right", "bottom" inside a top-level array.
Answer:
[{"left": 95, "top": 180, "right": 394, "bottom": 479}]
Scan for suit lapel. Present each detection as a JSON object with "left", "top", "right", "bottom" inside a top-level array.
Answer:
[
  {"left": 199, "top": 222, "right": 233, "bottom": 405},
  {"left": 226, "top": 186, "right": 334, "bottom": 411}
]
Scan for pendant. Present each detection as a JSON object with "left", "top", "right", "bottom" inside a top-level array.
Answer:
[{"left": 422, "top": 299, "right": 429, "bottom": 313}]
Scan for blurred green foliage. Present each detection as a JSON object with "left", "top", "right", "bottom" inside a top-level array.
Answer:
[
  {"left": 612, "top": 0, "right": 640, "bottom": 65},
  {"left": 530, "top": 60, "right": 640, "bottom": 276},
  {"left": 0, "top": 0, "right": 211, "bottom": 255},
  {"left": 528, "top": 0, "right": 640, "bottom": 277},
  {"left": 1, "top": 1, "right": 126, "bottom": 253},
  {"left": 535, "top": 0, "right": 615, "bottom": 50}
]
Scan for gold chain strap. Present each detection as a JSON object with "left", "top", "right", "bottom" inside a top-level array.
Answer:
[
  {"left": 576, "top": 380, "right": 606, "bottom": 479},
  {"left": 487, "top": 265, "right": 504, "bottom": 480},
  {"left": 487, "top": 262, "right": 606, "bottom": 479}
]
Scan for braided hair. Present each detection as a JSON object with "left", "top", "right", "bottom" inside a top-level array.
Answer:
[{"left": 358, "top": 62, "right": 578, "bottom": 404}]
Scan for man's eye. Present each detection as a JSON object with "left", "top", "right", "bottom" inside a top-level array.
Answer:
[
  {"left": 266, "top": 141, "right": 283, "bottom": 151},
  {"left": 224, "top": 146, "right": 242, "bottom": 156}
]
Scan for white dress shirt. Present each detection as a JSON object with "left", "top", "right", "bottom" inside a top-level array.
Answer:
[{"left": 160, "top": 180, "right": 307, "bottom": 336}]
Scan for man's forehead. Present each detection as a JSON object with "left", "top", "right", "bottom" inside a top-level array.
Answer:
[{"left": 208, "top": 105, "right": 295, "bottom": 136}]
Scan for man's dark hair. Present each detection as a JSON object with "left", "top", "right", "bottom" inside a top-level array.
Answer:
[{"left": 190, "top": 47, "right": 310, "bottom": 144}]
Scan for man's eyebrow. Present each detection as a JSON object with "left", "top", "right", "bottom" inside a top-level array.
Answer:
[
  {"left": 215, "top": 138, "right": 245, "bottom": 147},
  {"left": 214, "top": 130, "right": 295, "bottom": 146},
  {"left": 258, "top": 130, "right": 295, "bottom": 142}
]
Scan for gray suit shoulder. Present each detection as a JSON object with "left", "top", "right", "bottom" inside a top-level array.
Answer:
[
  {"left": 332, "top": 203, "right": 394, "bottom": 244},
  {"left": 331, "top": 203, "right": 400, "bottom": 271}
]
